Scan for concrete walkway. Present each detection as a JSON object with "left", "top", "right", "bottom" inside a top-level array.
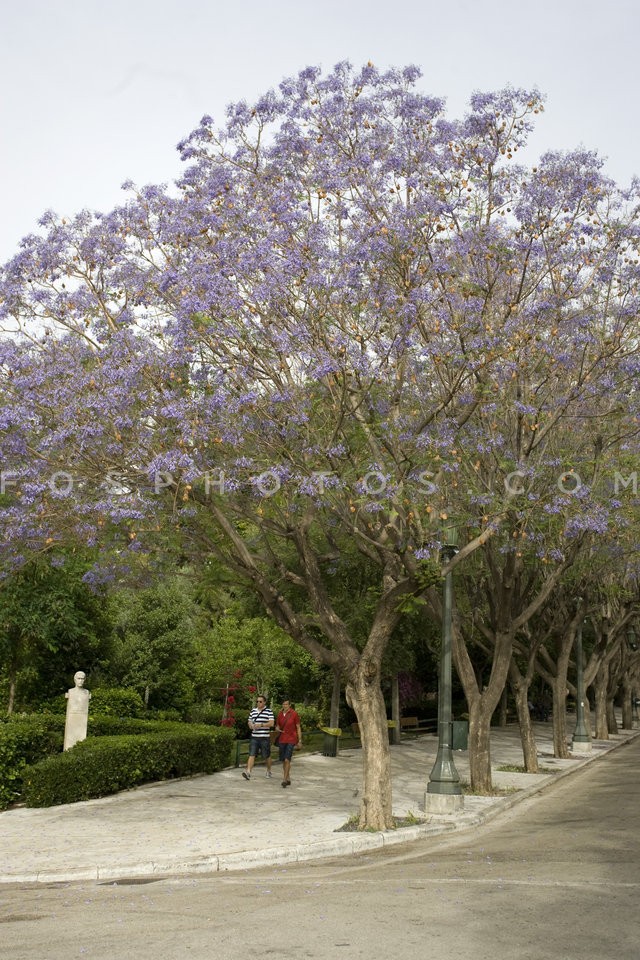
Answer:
[{"left": 1, "top": 720, "right": 638, "bottom": 884}]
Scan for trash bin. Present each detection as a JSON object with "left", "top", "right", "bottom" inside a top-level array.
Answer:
[
  {"left": 452, "top": 720, "right": 469, "bottom": 750},
  {"left": 321, "top": 729, "right": 341, "bottom": 756}
]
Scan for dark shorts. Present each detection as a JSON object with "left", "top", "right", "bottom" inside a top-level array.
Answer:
[
  {"left": 278, "top": 742, "right": 296, "bottom": 762},
  {"left": 249, "top": 736, "right": 271, "bottom": 759}
]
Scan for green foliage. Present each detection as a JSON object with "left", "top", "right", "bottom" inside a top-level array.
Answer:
[
  {"left": 185, "top": 702, "right": 250, "bottom": 735},
  {"left": 192, "top": 615, "right": 321, "bottom": 705},
  {"left": 89, "top": 687, "right": 145, "bottom": 717},
  {"left": 0, "top": 552, "right": 114, "bottom": 710},
  {"left": 230, "top": 708, "right": 250, "bottom": 733},
  {"left": 0, "top": 716, "right": 63, "bottom": 809},
  {"left": 2, "top": 711, "right": 64, "bottom": 730},
  {"left": 23, "top": 726, "right": 235, "bottom": 807},
  {"left": 31, "top": 694, "right": 67, "bottom": 715},
  {"left": 184, "top": 700, "right": 319, "bottom": 734},
  {"left": 143, "top": 707, "right": 183, "bottom": 722},
  {"left": 0, "top": 712, "right": 213, "bottom": 807},
  {"left": 35, "top": 686, "right": 146, "bottom": 718},
  {"left": 87, "top": 716, "right": 187, "bottom": 736},
  {"left": 107, "top": 579, "right": 204, "bottom": 711},
  {"left": 4, "top": 710, "right": 195, "bottom": 740},
  {"left": 184, "top": 702, "right": 226, "bottom": 725},
  {"left": 293, "top": 704, "right": 320, "bottom": 730}
]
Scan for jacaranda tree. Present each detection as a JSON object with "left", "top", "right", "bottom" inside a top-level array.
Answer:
[{"left": 1, "top": 62, "right": 639, "bottom": 824}]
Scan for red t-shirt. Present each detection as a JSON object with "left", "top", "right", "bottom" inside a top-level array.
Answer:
[{"left": 276, "top": 708, "right": 300, "bottom": 744}]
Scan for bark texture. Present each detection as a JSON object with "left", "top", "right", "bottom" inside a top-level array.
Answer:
[{"left": 346, "top": 661, "right": 394, "bottom": 830}]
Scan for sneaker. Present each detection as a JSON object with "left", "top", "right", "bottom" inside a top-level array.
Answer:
[
  {"left": 266, "top": 771, "right": 272, "bottom": 778},
  {"left": 282, "top": 780, "right": 291, "bottom": 787},
  {"left": 242, "top": 771, "right": 251, "bottom": 780}
]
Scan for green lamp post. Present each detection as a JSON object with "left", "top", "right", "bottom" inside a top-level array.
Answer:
[
  {"left": 425, "top": 524, "right": 463, "bottom": 814},
  {"left": 627, "top": 626, "right": 639, "bottom": 727},
  {"left": 571, "top": 604, "right": 592, "bottom": 753}
]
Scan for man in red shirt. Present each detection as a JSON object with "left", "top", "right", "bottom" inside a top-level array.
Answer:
[{"left": 275, "top": 699, "right": 302, "bottom": 788}]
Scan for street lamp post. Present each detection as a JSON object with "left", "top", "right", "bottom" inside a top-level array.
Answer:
[
  {"left": 627, "top": 626, "right": 639, "bottom": 728},
  {"left": 425, "top": 528, "right": 463, "bottom": 815},
  {"left": 571, "top": 607, "right": 592, "bottom": 754}
]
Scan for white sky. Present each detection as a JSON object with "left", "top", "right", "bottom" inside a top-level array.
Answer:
[{"left": 1, "top": 0, "right": 638, "bottom": 263}]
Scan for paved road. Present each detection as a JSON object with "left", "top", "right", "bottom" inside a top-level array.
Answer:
[{"left": 2, "top": 738, "right": 639, "bottom": 960}]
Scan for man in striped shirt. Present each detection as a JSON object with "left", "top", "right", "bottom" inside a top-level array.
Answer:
[{"left": 242, "top": 695, "right": 274, "bottom": 780}]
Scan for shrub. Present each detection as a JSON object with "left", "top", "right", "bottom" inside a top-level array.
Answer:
[
  {"left": 87, "top": 716, "right": 187, "bottom": 737},
  {"left": 185, "top": 703, "right": 252, "bottom": 738},
  {"left": 185, "top": 702, "right": 225, "bottom": 725},
  {"left": 88, "top": 687, "right": 145, "bottom": 717},
  {"left": 143, "top": 707, "right": 183, "bottom": 722},
  {"left": 294, "top": 705, "right": 320, "bottom": 730},
  {"left": 3, "top": 711, "right": 185, "bottom": 739},
  {"left": 2, "top": 711, "right": 65, "bottom": 732},
  {"left": 23, "top": 726, "right": 236, "bottom": 807},
  {"left": 29, "top": 696, "right": 67, "bottom": 715},
  {"left": 232, "top": 707, "right": 250, "bottom": 734},
  {"left": 0, "top": 716, "right": 64, "bottom": 809},
  {"left": 0, "top": 713, "right": 201, "bottom": 807}
]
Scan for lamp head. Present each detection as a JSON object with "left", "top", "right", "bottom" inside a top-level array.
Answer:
[{"left": 440, "top": 520, "right": 459, "bottom": 562}]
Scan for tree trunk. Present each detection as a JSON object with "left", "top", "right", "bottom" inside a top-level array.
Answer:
[
  {"left": 511, "top": 677, "right": 538, "bottom": 773},
  {"left": 498, "top": 687, "right": 508, "bottom": 727},
  {"left": 468, "top": 704, "right": 493, "bottom": 793},
  {"left": 7, "top": 673, "right": 16, "bottom": 716},
  {"left": 551, "top": 678, "right": 569, "bottom": 758},
  {"left": 346, "top": 662, "right": 394, "bottom": 830},
  {"left": 453, "top": 623, "right": 513, "bottom": 794},
  {"left": 390, "top": 675, "right": 401, "bottom": 745},
  {"left": 594, "top": 664, "right": 609, "bottom": 739},
  {"left": 606, "top": 697, "right": 618, "bottom": 734},
  {"left": 621, "top": 681, "right": 633, "bottom": 730}
]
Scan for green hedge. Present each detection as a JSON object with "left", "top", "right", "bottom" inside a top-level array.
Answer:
[
  {"left": 87, "top": 716, "right": 188, "bottom": 737},
  {"left": 2, "top": 705, "right": 321, "bottom": 809},
  {"left": 0, "top": 714, "right": 230, "bottom": 809},
  {"left": 0, "top": 718, "right": 64, "bottom": 809},
  {"left": 23, "top": 726, "right": 236, "bottom": 807},
  {"left": 33, "top": 686, "right": 147, "bottom": 717},
  {"left": 3, "top": 712, "right": 189, "bottom": 737}
]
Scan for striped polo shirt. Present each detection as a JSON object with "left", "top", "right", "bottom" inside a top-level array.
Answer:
[{"left": 249, "top": 706, "right": 274, "bottom": 738}]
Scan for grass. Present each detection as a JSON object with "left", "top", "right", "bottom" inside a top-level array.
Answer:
[
  {"left": 496, "top": 763, "right": 558, "bottom": 774},
  {"left": 336, "top": 810, "right": 427, "bottom": 833},
  {"left": 298, "top": 729, "right": 362, "bottom": 755},
  {"left": 459, "top": 781, "right": 519, "bottom": 796}
]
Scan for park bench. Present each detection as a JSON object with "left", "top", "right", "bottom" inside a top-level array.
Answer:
[
  {"left": 350, "top": 718, "right": 437, "bottom": 737},
  {"left": 401, "top": 716, "right": 438, "bottom": 733},
  {"left": 400, "top": 716, "right": 419, "bottom": 730}
]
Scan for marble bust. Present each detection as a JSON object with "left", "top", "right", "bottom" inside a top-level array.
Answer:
[{"left": 63, "top": 671, "right": 91, "bottom": 750}]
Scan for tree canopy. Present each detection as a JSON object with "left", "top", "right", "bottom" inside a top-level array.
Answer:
[{"left": 1, "top": 62, "right": 639, "bottom": 826}]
